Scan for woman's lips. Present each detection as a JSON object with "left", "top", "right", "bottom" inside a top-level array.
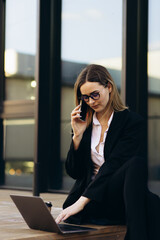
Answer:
[{"left": 91, "top": 105, "right": 99, "bottom": 109}]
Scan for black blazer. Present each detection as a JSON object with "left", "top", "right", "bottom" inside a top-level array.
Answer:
[{"left": 63, "top": 109, "right": 146, "bottom": 209}]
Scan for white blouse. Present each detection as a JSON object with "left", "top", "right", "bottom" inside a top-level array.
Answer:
[{"left": 91, "top": 111, "right": 114, "bottom": 175}]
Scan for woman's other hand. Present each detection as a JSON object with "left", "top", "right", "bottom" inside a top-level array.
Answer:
[{"left": 55, "top": 196, "right": 90, "bottom": 224}]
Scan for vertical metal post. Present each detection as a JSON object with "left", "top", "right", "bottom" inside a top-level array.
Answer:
[
  {"left": 33, "top": 0, "right": 51, "bottom": 195},
  {"left": 122, "top": 0, "right": 138, "bottom": 110},
  {"left": 33, "top": 0, "right": 62, "bottom": 195},
  {"left": 136, "top": 0, "right": 148, "bottom": 119},
  {"left": 0, "top": 0, "right": 6, "bottom": 185},
  {"left": 0, "top": 0, "right": 5, "bottom": 104},
  {"left": 33, "top": 0, "right": 40, "bottom": 196},
  {"left": 122, "top": 0, "right": 148, "bottom": 156},
  {"left": 122, "top": 0, "right": 148, "bottom": 118},
  {"left": 48, "top": 0, "right": 62, "bottom": 190}
]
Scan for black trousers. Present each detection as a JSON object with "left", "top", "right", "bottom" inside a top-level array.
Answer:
[{"left": 69, "top": 156, "right": 160, "bottom": 240}]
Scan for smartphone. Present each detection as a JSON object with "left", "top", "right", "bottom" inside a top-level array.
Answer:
[{"left": 80, "top": 100, "right": 87, "bottom": 121}]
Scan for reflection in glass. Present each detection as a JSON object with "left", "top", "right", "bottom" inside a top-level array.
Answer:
[
  {"left": 4, "top": 0, "right": 37, "bottom": 100},
  {"left": 4, "top": 119, "right": 35, "bottom": 188},
  {"left": 148, "top": 0, "right": 160, "bottom": 183},
  {"left": 5, "top": 161, "right": 34, "bottom": 187},
  {"left": 61, "top": 0, "right": 123, "bottom": 190}
]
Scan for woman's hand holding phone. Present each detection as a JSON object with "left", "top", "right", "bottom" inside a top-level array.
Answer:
[{"left": 71, "top": 104, "right": 88, "bottom": 150}]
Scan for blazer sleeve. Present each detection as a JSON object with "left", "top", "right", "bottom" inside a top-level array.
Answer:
[
  {"left": 82, "top": 113, "right": 146, "bottom": 202},
  {"left": 65, "top": 127, "right": 91, "bottom": 180}
]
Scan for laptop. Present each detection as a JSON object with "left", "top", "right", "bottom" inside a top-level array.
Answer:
[{"left": 10, "top": 195, "right": 96, "bottom": 234}]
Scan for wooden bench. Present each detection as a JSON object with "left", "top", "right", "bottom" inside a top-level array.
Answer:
[{"left": 0, "top": 189, "right": 126, "bottom": 240}]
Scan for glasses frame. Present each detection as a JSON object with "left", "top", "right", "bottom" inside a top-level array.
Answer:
[
  {"left": 81, "top": 91, "right": 100, "bottom": 102},
  {"left": 80, "top": 85, "right": 108, "bottom": 102}
]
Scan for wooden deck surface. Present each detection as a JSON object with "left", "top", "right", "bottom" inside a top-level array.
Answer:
[{"left": 0, "top": 189, "right": 126, "bottom": 240}]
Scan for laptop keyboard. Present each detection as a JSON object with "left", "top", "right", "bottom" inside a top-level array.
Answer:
[{"left": 59, "top": 223, "right": 92, "bottom": 232}]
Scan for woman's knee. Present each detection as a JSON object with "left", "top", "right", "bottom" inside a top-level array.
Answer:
[
  {"left": 123, "top": 156, "right": 148, "bottom": 197},
  {"left": 125, "top": 156, "right": 148, "bottom": 180},
  {"left": 118, "top": 156, "right": 147, "bottom": 174},
  {"left": 126, "top": 156, "right": 148, "bottom": 176},
  {"left": 128, "top": 156, "right": 146, "bottom": 166}
]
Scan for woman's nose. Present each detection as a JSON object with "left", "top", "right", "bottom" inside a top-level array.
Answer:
[{"left": 88, "top": 97, "right": 95, "bottom": 104}]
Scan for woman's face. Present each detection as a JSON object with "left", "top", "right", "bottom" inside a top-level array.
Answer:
[{"left": 80, "top": 81, "right": 112, "bottom": 114}]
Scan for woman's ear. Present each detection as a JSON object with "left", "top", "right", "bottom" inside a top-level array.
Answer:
[{"left": 107, "top": 82, "right": 112, "bottom": 93}]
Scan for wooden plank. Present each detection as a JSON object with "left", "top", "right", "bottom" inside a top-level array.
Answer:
[
  {"left": 0, "top": 224, "right": 126, "bottom": 240},
  {"left": 0, "top": 190, "right": 126, "bottom": 240}
]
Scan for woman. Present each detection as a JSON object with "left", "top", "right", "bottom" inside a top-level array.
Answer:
[{"left": 56, "top": 64, "right": 160, "bottom": 240}]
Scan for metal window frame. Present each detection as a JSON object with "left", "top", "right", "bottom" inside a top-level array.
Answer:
[
  {"left": 0, "top": 0, "right": 5, "bottom": 185},
  {"left": 33, "top": 0, "right": 62, "bottom": 195},
  {"left": 34, "top": 0, "right": 149, "bottom": 195},
  {"left": 0, "top": 0, "right": 36, "bottom": 188},
  {"left": 0, "top": 0, "right": 149, "bottom": 193},
  {"left": 122, "top": 0, "right": 148, "bottom": 154},
  {"left": 0, "top": 0, "right": 5, "bottom": 105}
]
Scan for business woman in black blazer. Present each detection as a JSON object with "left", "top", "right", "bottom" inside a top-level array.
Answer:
[{"left": 56, "top": 64, "right": 160, "bottom": 240}]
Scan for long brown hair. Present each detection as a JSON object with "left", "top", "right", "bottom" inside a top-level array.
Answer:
[{"left": 74, "top": 64, "right": 128, "bottom": 126}]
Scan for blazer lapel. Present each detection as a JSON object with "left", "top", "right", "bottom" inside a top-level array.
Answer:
[{"left": 104, "top": 110, "right": 128, "bottom": 160}]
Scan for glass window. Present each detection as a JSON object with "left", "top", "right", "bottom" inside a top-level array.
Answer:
[
  {"left": 4, "top": 119, "right": 35, "bottom": 188},
  {"left": 4, "top": 0, "right": 37, "bottom": 100},
  {"left": 148, "top": 0, "right": 160, "bottom": 185},
  {"left": 61, "top": 0, "right": 123, "bottom": 190}
]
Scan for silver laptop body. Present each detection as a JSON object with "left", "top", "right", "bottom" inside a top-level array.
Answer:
[{"left": 10, "top": 195, "right": 96, "bottom": 234}]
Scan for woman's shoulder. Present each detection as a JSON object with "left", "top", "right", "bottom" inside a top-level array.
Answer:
[
  {"left": 116, "top": 108, "right": 144, "bottom": 119},
  {"left": 126, "top": 109, "right": 144, "bottom": 121},
  {"left": 114, "top": 109, "right": 145, "bottom": 128}
]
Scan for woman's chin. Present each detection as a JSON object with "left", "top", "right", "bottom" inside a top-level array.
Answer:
[
  {"left": 91, "top": 105, "right": 100, "bottom": 111},
  {"left": 91, "top": 105, "right": 107, "bottom": 113}
]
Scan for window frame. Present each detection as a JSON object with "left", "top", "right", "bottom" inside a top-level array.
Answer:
[{"left": 0, "top": 0, "right": 149, "bottom": 193}]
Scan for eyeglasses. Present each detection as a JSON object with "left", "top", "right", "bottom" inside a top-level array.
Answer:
[
  {"left": 80, "top": 91, "right": 101, "bottom": 102},
  {"left": 80, "top": 82, "right": 109, "bottom": 102},
  {"left": 81, "top": 91, "right": 100, "bottom": 102}
]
